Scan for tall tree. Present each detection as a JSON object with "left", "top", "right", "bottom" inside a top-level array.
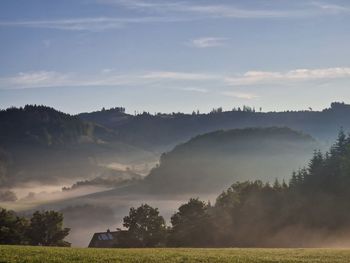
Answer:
[
  {"left": 27, "top": 211, "right": 70, "bottom": 246},
  {"left": 0, "top": 208, "right": 28, "bottom": 245},
  {"left": 122, "top": 204, "right": 166, "bottom": 247},
  {"left": 168, "top": 198, "right": 213, "bottom": 247}
]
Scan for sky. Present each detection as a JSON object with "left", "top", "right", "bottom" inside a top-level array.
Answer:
[{"left": 0, "top": 0, "right": 350, "bottom": 114}]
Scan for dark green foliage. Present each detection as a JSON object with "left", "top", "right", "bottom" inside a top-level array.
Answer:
[
  {"left": 27, "top": 211, "right": 70, "bottom": 246},
  {"left": 121, "top": 204, "right": 166, "bottom": 247},
  {"left": 145, "top": 127, "right": 317, "bottom": 193},
  {"left": 79, "top": 102, "right": 350, "bottom": 150},
  {"left": 116, "top": 130, "right": 350, "bottom": 247},
  {"left": 0, "top": 208, "right": 70, "bottom": 246},
  {"left": 0, "top": 105, "right": 93, "bottom": 146},
  {"left": 0, "top": 208, "right": 28, "bottom": 245},
  {"left": 0, "top": 148, "right": 9, "bottom": 185},
  {"left": 168, "top": 198, "right": 213, "bottom": 247},
  {"left": 0, "top": 105, "right": 152, "bottom": 187}
]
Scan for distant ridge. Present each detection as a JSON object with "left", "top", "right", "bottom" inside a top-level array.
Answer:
[
  {"left": 143, "top": 127, "right": 318, "bottom": 193},
  {"left": 78, "top": 102, "right": 350, "bottom": 150},
  {"left": 0, "top": 105, "right": 155, "bottom": 187}
]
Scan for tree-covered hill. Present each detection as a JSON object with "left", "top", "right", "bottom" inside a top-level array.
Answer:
[
  {"left": 165, "top": 130, "right": 350, "bottom": 247},
  {"left": 78, "top": 102, "right": 350, "bottom": 151},
  {"left": 0, "top": 105, "right": 155, "bottom": 187},
  {"left": 78, "top": 107, "right": 130, "bottom": 131},
  {"left": 144, "top": 127, "right": 318, "bottom": 193},
  {"left": 0, "top": 105, "right": 116, "bottom": 146},
  {"left": 106, "top": 130, "right": 350, "bottom": 248}
]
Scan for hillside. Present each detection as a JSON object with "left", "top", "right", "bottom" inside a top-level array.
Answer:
[
  {"left": 144, "top": 127, "right": 318, "bottom": 193},
  {"left": 0, "top": 105, "right": 113, "bottom": 146},
  {"left": 0, "top": 105, "right": 156, "bottom": 187},
  {"left": 78, "top": 107, "right": 130, "bottom": 130},
  {"left": 78, "top": 102, "right": 350, "bottom": 151}
]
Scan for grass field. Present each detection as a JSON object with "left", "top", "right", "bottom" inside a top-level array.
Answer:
[{"left": 2, "top": 246, "right": 350, "bottom": 263}]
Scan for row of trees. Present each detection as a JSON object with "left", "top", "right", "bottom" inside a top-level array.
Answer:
[
  {"left": 0, "top": 105, "right": 93, "bottom": 146},
  {"left": 117, "top": 130, "right": 350, "bottom": 247},
  {"left": 0, "top": 209, "right": 70, "bottom": 246}
]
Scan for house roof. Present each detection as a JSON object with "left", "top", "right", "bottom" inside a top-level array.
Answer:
[{"left": 88, "top": 230, "right": 127, "bottom": 248}]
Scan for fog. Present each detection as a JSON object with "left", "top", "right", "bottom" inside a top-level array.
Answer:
[
  {"left": 0, "top": 127, "right": 340, "bottom": 248},
  {"left": 28, "top": 191, "right": 217, "bottom": 247}
]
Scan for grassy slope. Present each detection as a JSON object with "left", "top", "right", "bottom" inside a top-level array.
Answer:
[{"left": 1, "top": 246, "right": 350, "bottom": 263}]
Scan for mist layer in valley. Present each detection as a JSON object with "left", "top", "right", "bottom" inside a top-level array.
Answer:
[
  {"left": 1, "top": 104, "right": 348, "bottom": 247},
  {"left": 8, "top": 127, "right": 321, "bottom": 247}
]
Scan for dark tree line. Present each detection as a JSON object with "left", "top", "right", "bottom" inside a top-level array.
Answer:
[
  {"left": 117, "top": 130, "right": 350, "bottom": 247},
  {"left": 0, "top": 209, "right": 70, "bottom": 246}
]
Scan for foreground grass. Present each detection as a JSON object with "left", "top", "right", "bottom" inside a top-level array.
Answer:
[{"left": 2, "top": 246, "right": 350, "bottom": 263}]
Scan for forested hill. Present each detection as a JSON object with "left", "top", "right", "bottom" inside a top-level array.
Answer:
[
  {"left": 143, "top": 127, "right": 318, "bottom": 193},
  {"left": 78, "top": 107, "right": 130, "bottom": 130},
  {"left": 0, "top": 105, "right": 116, "bottom": 146},
  {"left": 78, "top": 102, "right": 350, "bottom": 150},
  {"left": 0, "top": 105, "right": 155, "bottom": 187}
]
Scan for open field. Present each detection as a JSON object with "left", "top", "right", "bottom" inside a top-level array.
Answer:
[{"left": 2, "top": 246, "right": 350, "bottom": 263}]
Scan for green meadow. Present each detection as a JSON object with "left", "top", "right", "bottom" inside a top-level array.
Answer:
[{"left": 2, "top": 246, "right": 350, "bottom": 263}]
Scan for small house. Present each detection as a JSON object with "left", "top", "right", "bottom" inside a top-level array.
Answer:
[{"left": 88, "top": 229, "right": 128, "bottom": 248}]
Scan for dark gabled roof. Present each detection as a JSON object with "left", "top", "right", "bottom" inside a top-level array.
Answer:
[{"left": 88, "top": 230, "right": 127, "bottom": 248}]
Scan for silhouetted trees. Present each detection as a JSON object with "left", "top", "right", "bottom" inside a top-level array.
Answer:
[
  {"left": 0, "top": 209, "right": 28, "bottom": 245},
  {"left": 168, "top": 198, "right": 213, "bottom": 247},
  {"left": 0, "top": 148, "right": 9, "bottom": 185},
  {"left": 0, "top": 208, "right": 70, "bottom": 246},
  {"left": 27, "top": 211, "right": 70, "bottom": 246},
  {"left": 121, "top": 204, "right": 166, "bottom": 247},
  {"left": 116, "top": 130, "right": 350, "bottom": 247}
]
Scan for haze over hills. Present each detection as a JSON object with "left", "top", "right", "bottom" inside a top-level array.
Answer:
[
  {"left": 78, "top": 102, "right": 350, "bottom": 151},
  {"left": 1, "top": 102, "right": 349, "bottom": 190},
  {"left": 73, "top": 126, "right": 318, "bottom": 197},
  {"left": 142, "top": 127, "right": 318, "bottom": 194},
  {"left": 0, "top": 103, "right": 348, "bottom": 247},
  {"left": 0, "top": 105, "right": 156, "bottom": 189},
  {"left": 2, "top": 0, "right": 350, "bottom": 251},
  {"left": 30, "top": 126, "right": 319, "bottom": 247}
]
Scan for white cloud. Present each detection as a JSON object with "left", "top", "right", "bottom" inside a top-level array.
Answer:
[
  {"left": 0, "top": 71, "right": 139, "bottom": 89},
  {"left": 2, "top": 67, "right": 350, "bottom": 90},
  {"left": 310, "top": 2, "right": 350, "bottom": 14},
  {"left": 1, "top": 1, "right": 348, "bottom": 31},
  {"left": 7, "top": 71, "right": 70, "bottom": 87},
  {"left": 142, "top": 71, "right": 218, "bottom": 81},
  {"left": 0, "top": 16, "right": 186, "bottom": 31},
  {"left": 222, "top": 91, "right": 258, "bottom": 100},
  {"left": 180, "top": 87, "right": 208, "bottom": 93},
  {"left": 189, "top": 37, "right": 228, "bottom": 48},
  {"left": 106, "top": 0, "right": 350, "bottom": 18},
  {"left": 226, "top": 67, "right": 350, "bottom": 86},
  {"left": 0, "top": 70, "right": 219, "bottom": 89}
]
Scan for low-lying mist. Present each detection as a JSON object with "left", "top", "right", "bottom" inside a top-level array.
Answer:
[{"left": 56, "top": 193, "right": 217, "bottom": 247}]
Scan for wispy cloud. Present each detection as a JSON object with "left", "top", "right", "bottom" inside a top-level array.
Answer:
[
  {"left": 0, "top": 71, "right": 139, "bottom": 89},
  {"left": 180, "top": 87, "right": 208, "bottom": 93},
  {"left": 2, "top": 67, "right": 350, "bottom": 90},
  {"left": 0, "top": 16, "right": 187, "bottom": 31},
  {"left": 226, "top": 67, "right": 350, "bottom": 86},
  {"left": 310, "top": 2, "right": 350, "bottom": 14},
  {"left": 1, "top": 1, "right": 348, "bottom": 31},
  {"left": 0, "top": 70, "right": 218, "bottom": 89},
  {"left": 189, "top": 37, "right": 228, "bottom": 48},
  {"left": 142, "top": 71, "right": 218, "bottom": 81},
  {"left": 7, "top": 71, "right": 70, "bottom": 87},
  {"left": 105, "top": 0, "right": 350, "bottom": 18},
  {"left": 222, "top": 91, "right": 258, "bottom": 100}
]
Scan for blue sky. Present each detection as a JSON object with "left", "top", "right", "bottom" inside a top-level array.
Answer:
[{"left": 0, "top": 0, "right": 350, "bottom": 114}]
